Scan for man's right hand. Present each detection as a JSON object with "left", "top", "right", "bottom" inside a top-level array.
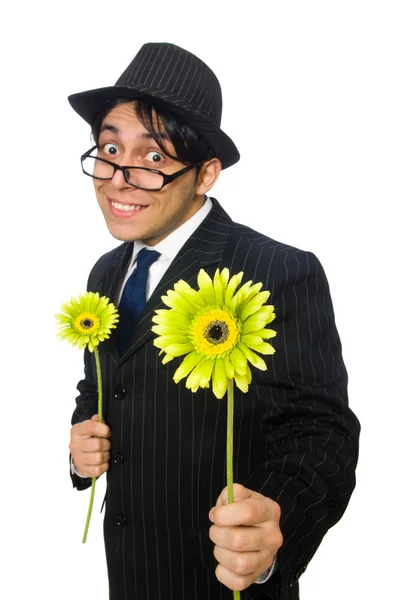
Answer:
[{"left": 69, "top": 414, "right": 112, "bottom": 478}]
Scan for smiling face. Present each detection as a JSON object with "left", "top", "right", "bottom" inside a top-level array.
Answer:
[{"left": 91, "top": 102, "right": 221, "bottom": 246}]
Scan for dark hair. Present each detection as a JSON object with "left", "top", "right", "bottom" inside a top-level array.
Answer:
[{"left": 91, "top": 98, "right": 215, "bottom": 168}]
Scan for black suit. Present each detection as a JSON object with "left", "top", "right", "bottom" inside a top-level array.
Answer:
[{"left": 71, "top": 199, "right": 360, "bottom": 600}]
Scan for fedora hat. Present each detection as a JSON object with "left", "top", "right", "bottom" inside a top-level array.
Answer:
[{"left": 68, "top": 42, "right": 240, "bottom": 169}]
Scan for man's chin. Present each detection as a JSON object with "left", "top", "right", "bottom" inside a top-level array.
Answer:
[{"left": 105, "top": 222, "right": 141, "bottom": 243}]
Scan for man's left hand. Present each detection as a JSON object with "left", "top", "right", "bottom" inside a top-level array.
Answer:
[{"left": 209, "top": 484, "right": 283, "bottom": 592}]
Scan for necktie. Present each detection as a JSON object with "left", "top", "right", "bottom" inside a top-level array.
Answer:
[{"left": 117, "top": 248, "right": 160, "bottom": 354}]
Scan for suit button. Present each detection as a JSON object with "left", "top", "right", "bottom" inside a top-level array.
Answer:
[
  {"left": 116, "top": 515, "right": 127, "bottom": 526},
  {"left": 114, "top": 388, "right": 126, "bottom": 400},
  {"left": 113, "top": 453, "right": 124, "bottom": 465}
]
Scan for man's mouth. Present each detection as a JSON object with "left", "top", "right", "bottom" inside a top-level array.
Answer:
[{"left": 108, "top": 197, "right": 149, "bottom": 214}]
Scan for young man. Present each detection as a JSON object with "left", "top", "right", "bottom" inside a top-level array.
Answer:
[{"left": 68, "top": 42, "right": 360, "bottom": 600}]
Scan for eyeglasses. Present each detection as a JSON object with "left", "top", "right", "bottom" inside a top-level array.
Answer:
[{"left": 80, "top": 146, "right": 202, "bottom": 191}]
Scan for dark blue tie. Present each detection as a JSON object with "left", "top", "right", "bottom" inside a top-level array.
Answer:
[{"left": 117, "top": 248, "right": 160, "bottom": 354}]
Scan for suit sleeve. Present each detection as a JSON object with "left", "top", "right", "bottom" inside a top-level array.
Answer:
[
  {"left": 69, "top": 255, "right": 111, "bottom": 491},
  {"left": 244, "top": 250, "right": 360, "bottom": 594},
  {"left": 69, "top": 348, "right": 98, "bottom": 490}
]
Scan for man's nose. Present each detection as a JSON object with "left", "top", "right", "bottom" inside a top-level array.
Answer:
[{"left": 111, "top": 166, "right": 135, "bottom": 190}]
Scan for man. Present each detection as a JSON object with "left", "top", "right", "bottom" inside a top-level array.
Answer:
[{"left": 68, "top": 42, "right": 360, "bottom": 600}]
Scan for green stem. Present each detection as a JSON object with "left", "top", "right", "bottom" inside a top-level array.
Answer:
[
  {"left": 94, "top": 346, "right": 103, "bottom": 423},
  {"left": 82, "top": 476, "right": 97, "bottom": 543},
  {"left": 82, "top": 347, "right": 103, "bottom": 544},
  {"left": 226, "top": 380, "right": 241, "bottom": 600},
  {"left": 226, "top": 380, "right": 234, "bottom": 504}
]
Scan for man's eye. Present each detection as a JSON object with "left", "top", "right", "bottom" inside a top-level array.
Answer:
[
  {"left": 146, "top": 151, "right": 163, "bottom": 163},
  {"left": 102, "top": 143, "right": 119, "bottom": 155}
]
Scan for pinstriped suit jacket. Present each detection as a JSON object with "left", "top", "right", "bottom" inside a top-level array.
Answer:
[{"left": 71, "top": 198, "right": 360, "bottom": 600}]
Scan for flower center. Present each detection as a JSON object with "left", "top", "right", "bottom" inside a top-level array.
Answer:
[
  {"left": 74, "top": 312, "right": 100, "bottom": 335},
  {"left": 190, "top": 308, "right": 240, "bottom": 357},
  {"left": 81, "top": 318, "right": 94, "bottom": 328},
  {"left": 204, "top": 320, "right": 229, "bottom": 344}
]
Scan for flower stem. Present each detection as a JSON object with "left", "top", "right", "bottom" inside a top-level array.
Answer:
[
  {"left": 94, "top": 346, "right": 103, "bottom": 423},
  {"left": 226, "top": 380, "right": 234, "bottom": 504},
  {"left": 82, "top": 347, "right": 103, "bottom": 544},
  {"left": 227, "top": 380, "right": 241, "bottom": 600}
]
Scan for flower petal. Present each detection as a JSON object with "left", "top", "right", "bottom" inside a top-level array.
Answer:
[
  {"left": 241, "top": 334, "right": 265, "bottom": 347},
  {"left": 249, "top": 342, "right": 275, "bottom": 355},
  {"left": 173, "top": 280, "right": 206, "bottom": 309},
  {"left": 153, "top": 334, "right": 189, "bottom": 349},
  {"left": 223, "top": 354, "right": 235, "bottom": 378},
  {"left": 257, "top": 329, "right": 277, "bottom": 340},
  {"left": 234, "top": 282, "right": 263, "bottom": 315},
  {"left": 242, "top": 307, "right": 276, "bottom": 334},
  {"left": 173, "top": 352, "right": 203, "bottom": 383},
  {"left": 213, "top": 269, "right": 225, "bottom": 305},
  {"left": 229, "top": 346, "right": 248, "bottom": 375},
  {"left": 240, "top": 291, "right": 271, "bottom": 322},
  {"left": 199, "top": 359, "right": 215, "bottom": 388},
  {"left": 197, "top": 270, "right": 216, "bottom": 305},
  {"left": 238, "top": 342, "right": 268, "bottom": 371},
  {"left": 185, "top": 358, "right": 214, "bottom": 391},
  {"left": 158, "top": 342, "right": 194, "bottom": 357},
  {"left": 224, "top": 272, "right": 244, "bottom": 308},
  {"left": 161, "top": 290, "right": 197, "bottom": 314},
  {"left": 152, "top": 324, "right": 188, "bottom": 336},
  {"left": 219, "top": 267, "right": 230, "bottom": 291},
  {"left": 212, "top": 359, "right": 228, "bottom": 399},
  {"left": 233, "top": 370, "right": 249, "bottom": 393}
]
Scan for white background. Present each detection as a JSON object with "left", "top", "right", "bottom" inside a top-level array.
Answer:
[{"left": 1, "top": 1, "right": 396, "bottom": 598}]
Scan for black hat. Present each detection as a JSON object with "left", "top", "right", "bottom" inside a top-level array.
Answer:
[{"left": 68, "top": 42, "right": 240, "bottom": 169}]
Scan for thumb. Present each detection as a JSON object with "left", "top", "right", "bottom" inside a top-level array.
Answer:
[
  {"left": 91, "top": 414, "right": 105, "bottom": 424},
  {"left": 216, "top": 483, "right": 252, "bottom": 506}
]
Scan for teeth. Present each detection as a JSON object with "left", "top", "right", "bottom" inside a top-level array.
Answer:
[{"left": 111, "top": 201, "right": 145, "bottom": 212}]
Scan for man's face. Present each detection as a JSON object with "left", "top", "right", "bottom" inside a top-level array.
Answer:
[{"left": 92, "top": 103, "right": 208, "bottom": 246}]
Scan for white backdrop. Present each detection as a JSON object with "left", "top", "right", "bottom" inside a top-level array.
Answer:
[{"left": 1, "top": 1, "right": 396, "bottom": 598}]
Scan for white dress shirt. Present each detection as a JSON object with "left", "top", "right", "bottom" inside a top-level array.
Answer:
[
  {"left": 118, "top": 197, "right": 213, "bottom": 301},
  {"left": 71, "top": 196, "right": 275, "bottom": 583}
]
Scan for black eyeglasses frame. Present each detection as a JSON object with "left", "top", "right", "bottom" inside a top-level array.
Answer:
[{"left": 80, "top": 146, "right": 203, "bottom": 191}]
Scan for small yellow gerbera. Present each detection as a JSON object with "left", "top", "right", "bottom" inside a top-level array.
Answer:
[
  {"left": 55, "top": 292, "right": 119, "bottom": 353},
  {"left": 152, "top": 268, "right": 276, "bottom": 399}
]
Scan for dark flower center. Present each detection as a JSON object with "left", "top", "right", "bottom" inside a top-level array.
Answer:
[
  {"left": 205, "top": 320, "right": 229, "bottom": 344},
  {"left": 81, "top": 318, "right": 94, "bottom": 329}
]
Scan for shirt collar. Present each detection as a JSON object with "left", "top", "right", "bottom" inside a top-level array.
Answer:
[{"left": 131, "top": 197, "right": 212, "bottom": 264}]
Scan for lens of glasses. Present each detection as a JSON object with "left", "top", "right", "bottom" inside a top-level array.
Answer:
[
  {"left": 82, "top": 156, "right": 114, "bottom": 179},
  {"left": 81, "top": 155, "right": 164, "bottom": 190},
  {"left": 124, "top": 168, "right": 163, "bottom": 190}
]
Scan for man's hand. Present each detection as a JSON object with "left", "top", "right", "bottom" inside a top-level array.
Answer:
[
  {"left": 69, "top": 414, "right": 112, "bottom": 478},
  {"left": 209, "top": 484, "right": 283, "bottom": 592}
]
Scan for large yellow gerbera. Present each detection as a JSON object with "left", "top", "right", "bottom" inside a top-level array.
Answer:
[
  {"left": 55, "top": 292, "right": 119, "bottom": 353},
  {"left": 152, "top": 268, "right": 276, "bottom": 399}
]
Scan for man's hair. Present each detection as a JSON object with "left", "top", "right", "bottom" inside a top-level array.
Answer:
[{"left": 91, "top": 99, "right": 216, "bottom": 168}]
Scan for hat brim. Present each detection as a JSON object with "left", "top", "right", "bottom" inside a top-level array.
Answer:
[{"left": 68, "top": 85, "right": 239, "bottom": 170}]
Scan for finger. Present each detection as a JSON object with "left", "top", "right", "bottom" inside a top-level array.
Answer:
[
  {"left": 216, "top": 484, "right": 253, "bottom": 506},
  {"left": 214, "top": 563, "right": 257, "bottom": 593},
  {"left": 209, "top": 525, "right": 269, "bottom": 552},
  {"left": 82, "top": 451, "right": 111, "bottom": 466},
  {"left": 210, "top": 496, "right": 280, "bottom": 528},
  {"left": 213, "top": 545, "right": 269, "bottom": 576},
  {"left": 69, "top": 435, "right": 111, "bottom": 457},
  {"left": 82, "top": 437, "right": 112, "bottom": 453},
  {"left": 91, "top": 414, "right": 107, "bottom": 423},
  {"left": 75, "top": 462, "right": 109, "bottom": 479},
  {"left": 71, "top": 419, "right": 111, "bottom": 439}
]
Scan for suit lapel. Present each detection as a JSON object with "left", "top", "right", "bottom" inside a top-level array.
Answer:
[
  {"left": 89, "top": 242, "right": 134, "bottom": 364},
  {"left": 117, "top": 198, "right": 233, "bottom": 365}
]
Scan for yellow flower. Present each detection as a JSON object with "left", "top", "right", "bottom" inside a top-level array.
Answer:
[
  {"left": 55, "top": 292, "right": 119, "bottom": 353},
  {"left": 152, "top": 268, "right": 276, "bottom": 399}
]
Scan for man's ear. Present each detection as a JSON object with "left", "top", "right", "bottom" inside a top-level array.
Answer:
[{"left": 195, "top": 158, "right": 222, "bottom": 195}]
